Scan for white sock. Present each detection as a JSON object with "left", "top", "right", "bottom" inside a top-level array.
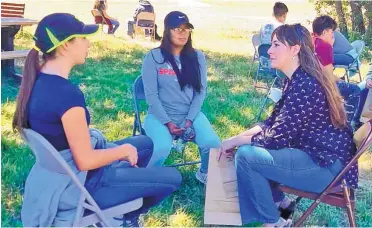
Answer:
[{"left": 275, "top": 197, "right": 291, "bottom": 209}]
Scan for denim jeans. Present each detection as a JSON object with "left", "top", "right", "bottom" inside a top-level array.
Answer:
[
  {"left": 334, "top": 53, "right": 354, "bottom": 66},
  {"left": 235, "top": 145, "right": 342, "bottom": 224},
  {"left": 84, "top": 135, "right": 182, "bottom": 220},
  {"left": 337, "top": 80, "right": 361, "bottom": 123},
  {"left": 144, "top": 112, "right": 220, "bottom": 173},
  {"left": 108, "top": 19, "right": 120, "bottom": 34},
  {"left": 353, "top": 87, "right": 369, "bottom": 123}
]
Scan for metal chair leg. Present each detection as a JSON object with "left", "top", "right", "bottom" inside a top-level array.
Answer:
[
  {"left": 166, "top": 143, "right": 201, "bottom": 167},
  {"left": 256, "top": 95, "right": 269, "bottom": 121},
  {"left": 132, "top": 118, "right": 137, "bottom": 136}
]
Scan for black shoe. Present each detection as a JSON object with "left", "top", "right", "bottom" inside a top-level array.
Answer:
[
  {"left": 279, "top": 200, "right": 296, "bottom": 220},
  {"left": 113, "top": 215, "right": 140, "bottom": 227}
]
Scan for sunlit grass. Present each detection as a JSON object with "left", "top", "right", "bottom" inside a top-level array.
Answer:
[{"left": 2, "top": 2, "right": 372, "bottom": 226}]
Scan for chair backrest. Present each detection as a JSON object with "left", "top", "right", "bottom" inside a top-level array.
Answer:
[
  {"left": 258, "top": 44, "right": 271, "bottom": 59},
  {"left": 132, "top": 76, "right": 147, "bottom": 135},
  {"left": 350, "top": 40, "right": 365, "bottom": 56},
  {"left": 252, "top": 34, "right": 261, "bottom": 48},
  {"left": 133, "top": 75, "right": 146, "bottom": 101},
  {"left": 91, "top": 9, "right": 102, "bottom": 17},
  {"left": 21, "top": 128, "right": 94, "bottom": 198},
  {"left": 22, "top": 128, "right": 71, "bottom": 174},
  {"left": 1, "top": 2, "right": 25, "bottom": 18},
  {"left": 21, "top": 128, "right": 110, "bottom": 226},
  {"left": 136, "top": 12, "right": 155, "bottom": 23}
]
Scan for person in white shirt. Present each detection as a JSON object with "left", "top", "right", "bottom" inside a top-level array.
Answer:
[{"left": 259, "top": 2, "right": 288, "bottom": 45}]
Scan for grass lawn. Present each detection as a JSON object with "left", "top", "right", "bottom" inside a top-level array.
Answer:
[{"left": 1, "top": 0, "right": 372, "bottom": 226}]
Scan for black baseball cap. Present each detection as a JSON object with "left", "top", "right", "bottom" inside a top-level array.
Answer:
[
  {"left": 164, "top": 11, "right": 194, "bottom": 30},
  {"left": 33, "top": 13, "right": 100, "bottom": 53}
]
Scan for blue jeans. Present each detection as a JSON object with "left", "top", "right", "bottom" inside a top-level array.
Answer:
[
  {"left": 353, "top": 87, "right": 369, "bottom": 123},
  {"left": 334, "top": 53, "right": 354, "bottom": 66},
  {"left": 235, "top": 145, "right": 342, "bottom": 224},
  {"left": 109, "top": 19, "right": 120, "bottom": 34},
  {"left": 144, "top": 112, "right": 220, "bottom": 173},
  {"left": 337, "top": 80, "right": 361, "bottom": 123},
  {"left": 85, "top": 135, "right": 182, "bottom": 220}
]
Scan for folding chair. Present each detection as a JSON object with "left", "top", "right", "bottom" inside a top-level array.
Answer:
[
  {"left": 334, "top": 40, "right": 365, "bottom": 83},
  {"left": 254, "top": 44, "right": 277, "bottom": 90},
  {"left": 277, "top": 119, "right": 372, "bottom": 227},
  {"left": 132, "top": 75, "right": 201, "bottom": 167},
  {"left": 134, "top": 12, "right": 156, "bottom": 41},
  {"left": 256, "top": 76, "right": 283, "bottom": 121},
  {"left": 21, "top": 128, "right": 143, "bottom": 227},
  {"left": 251, "top": 34, "right": 261, "bottom": 63},
  {"left": 91, "top": 9, "right": 110, "bottom": 33}
]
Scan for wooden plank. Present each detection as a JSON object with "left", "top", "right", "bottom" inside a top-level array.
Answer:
[
  {"left": 204, "top": 212, "right": 243, "bottom": 226},
  {"left": 1, "top": 17, "right": 38, "bottom": 27},
  {"left": 1, "top": 50, "right": 30, "bottom": 60},
  {"left": 2, "top": 14, "right": 23, "bottom": 18},
  {"left": 204, "top": 148, "right": 242, "bottom": 226},
  {"left": 1, "top": 7, "right": 24, "bottom": 11},
  {"left": 1, "top": 3, "right": 25, "bottom": 7},
  {"left": 2, "top": 10, "right": 24, "bottom": 16}
]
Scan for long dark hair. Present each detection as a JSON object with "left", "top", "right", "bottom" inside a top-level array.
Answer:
[
  {"left": 157, "top": 28, "right": 202, "bottom": 93},
  {"left": 12, "top": 49, "right": 57, "bottom": 131},
  {"left": 272, "top": 24, "right": 347, "bottom": 129}
]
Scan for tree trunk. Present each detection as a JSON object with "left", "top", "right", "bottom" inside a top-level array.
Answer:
[
  {"left": 335, "top": 1, "right": 348, "bottom": 38},
  {"left": 362, "top": 1, "right": 372, "bottom": 45},
  {"left": 363, "top": 2, "right": 372, "bottom": 31},
  {"left": 349, "top": 1, "right": 366, "bottom": 34}
]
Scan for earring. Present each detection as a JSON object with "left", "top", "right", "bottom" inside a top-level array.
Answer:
[{"left": 292, "top": 56, "right": 296, "bottom": 60}]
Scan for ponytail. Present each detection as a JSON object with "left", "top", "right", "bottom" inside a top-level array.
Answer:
[{"left": 12, "top": 48, "right": 40, "bottom": 131}]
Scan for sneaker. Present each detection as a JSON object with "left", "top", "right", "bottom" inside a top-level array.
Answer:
[
  {"left": 263, "top": 217, "right": 292, "bottom": 227},
  {"left": 195, "top": 168, "right": 207, "bottom": 184},
  {"left": 113, "top": 215, "right": 141, "bottom": 227},
  {"left": 124, "top": 217, "right": 140, "bottom": 227}
]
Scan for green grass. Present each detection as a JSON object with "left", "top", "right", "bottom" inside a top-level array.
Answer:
[{"left": 2, "top": 32, "right": 372, "bottom": 227}]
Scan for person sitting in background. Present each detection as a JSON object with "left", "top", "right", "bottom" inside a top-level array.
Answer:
[
  {"left": 353, "top": 61, "right": 372, "bottom": 129},
  {"left": 93, "top": 0, "right": 120, "bottom": 34},
  {"left": 312, "top": 15, "right": 360, "bottom": 128},
  {"left": 127, "top": 0, "right": 161, "bottom": 40},
  {"left": 259, "top": 2, "right": 288, "bottom": 46},
  {"left": 221, "top": 24, "right": 356, "bottom": 227},
  {"left": 14, "top": 13, "right": 181, "bottom": 227},
  {"left": 333, "top": 30, "right": 357, "bottom": 66}
]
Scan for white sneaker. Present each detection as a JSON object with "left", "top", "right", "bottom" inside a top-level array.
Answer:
[
  {"left": 263, "top": 217, "right": 292, "bottom": 227},
  {"left": 195, "top": 168, "right": 207, "bottom": 184}
]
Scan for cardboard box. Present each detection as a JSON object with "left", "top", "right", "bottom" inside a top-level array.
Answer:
[
  {"left": 360, "top": 89, "right": 372, "bottom": 123},
  {"left": 204, "top": 148, "right": 242, "bottom": 226}
]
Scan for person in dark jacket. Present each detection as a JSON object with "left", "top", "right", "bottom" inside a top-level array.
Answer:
[{"left": 127, "top": 0, "right": 161, "bottom": 40}]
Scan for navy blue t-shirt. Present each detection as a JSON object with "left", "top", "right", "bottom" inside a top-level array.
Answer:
[{"left": 27, "top": 72, "right": 91, "bottom": 151}]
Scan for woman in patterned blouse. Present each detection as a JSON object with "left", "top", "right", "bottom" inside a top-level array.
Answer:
[{"left": 220, "top": 24, "right": 356, "bottom": 227}]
